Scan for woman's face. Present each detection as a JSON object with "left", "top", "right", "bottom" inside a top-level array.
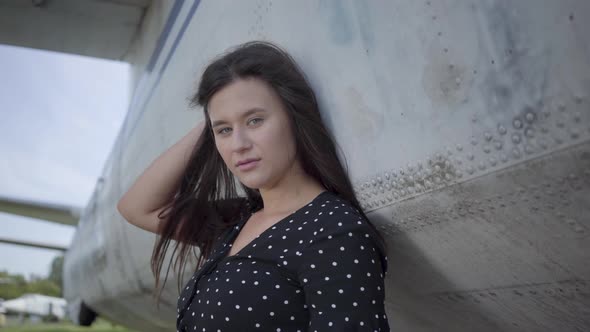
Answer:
[{"left": 208, "top": 77, "right": 299, "bottom": 190}]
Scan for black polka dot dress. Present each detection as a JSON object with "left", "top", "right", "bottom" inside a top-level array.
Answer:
[{"left": 176, "top": 190, "right": 390, "bottom": 331}]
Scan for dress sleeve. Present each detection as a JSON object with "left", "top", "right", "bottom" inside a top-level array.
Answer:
[{"left": 296, "top": 219, "right": 390, "bottom": 331}]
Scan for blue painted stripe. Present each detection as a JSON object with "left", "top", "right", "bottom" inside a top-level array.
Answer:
[
  {"left": 133, "top": 0, "right": 185, "bottom": 103},
  {"left": 125, "top": 0, "right": 202, "bottom": 141},
  {"left": 146, "top": 0, "right": 185, "bottom": 72},
  {"left": 118, "top": 0, "right": 186, "bottom": 147},
  {"left": 158, "top": 0, "right": 202, "bottom": 78}
]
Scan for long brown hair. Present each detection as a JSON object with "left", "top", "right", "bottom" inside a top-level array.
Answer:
[{"left": 150, "top": 40, "right": 387, "bottom": 306}]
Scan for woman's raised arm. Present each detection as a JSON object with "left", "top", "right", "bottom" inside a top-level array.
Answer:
[{"left": 117, "top": 120, "right": 205, "bottom": 235}]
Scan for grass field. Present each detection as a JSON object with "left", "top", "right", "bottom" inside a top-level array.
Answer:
[{"left": 0, "top": 317, "right": 135, "bottom": 332}]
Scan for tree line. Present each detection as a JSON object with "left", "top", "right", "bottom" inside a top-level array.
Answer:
[{"left": 0, "top": 255, "right": 63, "bottom": 299}]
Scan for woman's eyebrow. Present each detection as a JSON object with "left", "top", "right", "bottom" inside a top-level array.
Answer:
[{"left": 211, "top": 107, "right": 266, "bottom": 128}]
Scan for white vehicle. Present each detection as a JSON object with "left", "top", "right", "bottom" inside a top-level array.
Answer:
[
  {"left": 0, "top": 294, "right": 66, "bottom": 321},
  {"left": 0, "top": 0, "right": 588, "bottom": 331}
]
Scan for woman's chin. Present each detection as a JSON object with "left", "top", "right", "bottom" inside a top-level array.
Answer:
[{"left": 239, "top": 177, "right": 265, "bottom": 190}]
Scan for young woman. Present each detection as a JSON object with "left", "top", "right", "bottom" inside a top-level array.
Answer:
[{"left": 117, "top": 40, "right": 390, "bottom": 331}]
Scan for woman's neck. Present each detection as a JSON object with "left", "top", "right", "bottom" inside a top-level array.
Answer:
[{"left": 257, "top": 170, "right": 326, "bottom": 217}]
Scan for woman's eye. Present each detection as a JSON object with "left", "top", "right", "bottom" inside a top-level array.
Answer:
[
  {"left": 218, "top": 127, "right": 231, "bottom": 134},
  {"left": 248, "top": 118, "right": 263, "bottom": 125}
]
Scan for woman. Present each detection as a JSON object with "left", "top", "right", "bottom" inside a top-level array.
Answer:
[{"left": 117, "top": 40, "right": 390, "bottom": 331}]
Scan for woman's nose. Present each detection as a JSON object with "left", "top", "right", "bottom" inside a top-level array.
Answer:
[{"left": 231, "top": 127, "right": 251, "bottom": 151}]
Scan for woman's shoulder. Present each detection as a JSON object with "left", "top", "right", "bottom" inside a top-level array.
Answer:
[
  {"left": 308, "top": 191, "right": 370, "bottom": 232},
  {"left": 315, "top": 191, "right": 365, "bottom": 217},
  {"left": 296, "top": 191, "right": 389, "bottom": 275},
  {"left": 309, "top": 191, "right": 384, "bottom": 249}
]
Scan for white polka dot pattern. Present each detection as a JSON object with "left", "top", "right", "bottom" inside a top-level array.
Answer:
[{"left": 176, "top": 191, "right": 390, "bottom": 331}]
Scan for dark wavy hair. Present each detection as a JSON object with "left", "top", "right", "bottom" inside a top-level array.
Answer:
[{"left": 150, "top": 40, "right": 387, "bottom": 306}]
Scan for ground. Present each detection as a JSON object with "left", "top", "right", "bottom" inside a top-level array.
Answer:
[{"left": 0, "top": 317, "right": 134, "bottom": 332}]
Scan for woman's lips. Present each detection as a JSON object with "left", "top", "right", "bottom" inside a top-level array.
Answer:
[{"left": 237, "top": 159, "right": 259, "bottom": 171}]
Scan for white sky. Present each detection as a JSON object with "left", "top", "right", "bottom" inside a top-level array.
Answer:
[{"left": 0, "top": 44, "right": 130, "bottom": 280}]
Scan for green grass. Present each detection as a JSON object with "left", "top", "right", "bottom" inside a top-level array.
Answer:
[{"left": 1, "top": 317, "right": 135, "bottom": 332}]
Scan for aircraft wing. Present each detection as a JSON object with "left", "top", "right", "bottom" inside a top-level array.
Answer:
[
  {"left": 0, "top": 0, "right": 151, "bottom": 60},
  {"left": 0, "top": 195, "right": 82, "bottom": 226},
  {"left": 0, "top": 195, "right": 79, "bottom": 250}
]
